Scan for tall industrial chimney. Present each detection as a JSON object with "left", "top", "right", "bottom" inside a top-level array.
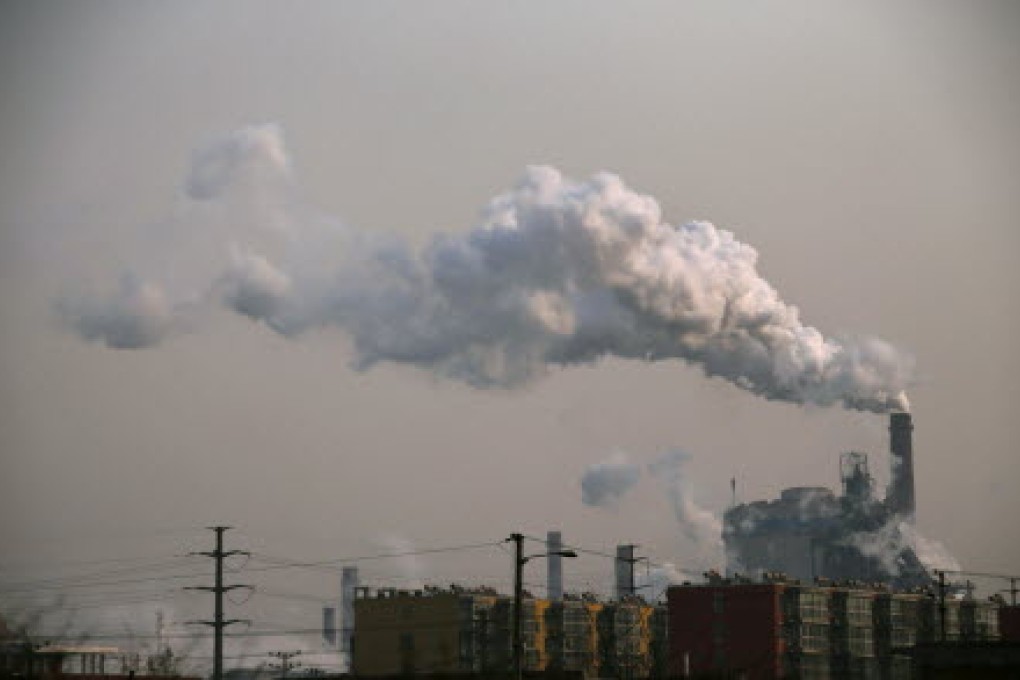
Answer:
[
  {"left": 547, "top": 531, "right": 563, "bottom": 601},
  {"left": 887, "top": 412, "right": 916, "bottom": 520}
]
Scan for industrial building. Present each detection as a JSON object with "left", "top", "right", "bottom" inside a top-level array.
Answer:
[
  {"left": 666, "top": 573, "right": 1001, "bottom": 680},
  {"left": 724, "top": 413, "right": 931, "bottom": 589},
  {"left": 350, "top": 586, "right": 666, "bottom": 678}
]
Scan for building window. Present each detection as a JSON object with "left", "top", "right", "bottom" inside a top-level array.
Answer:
[
  {"left": 799, "top": 624, "right": 830, "bottom": 652},
  {"left": 713, "top": 593, "right": 725, "bottom": 614},
  {"left": 459, "top": 630, "right": 473, "bottom": 664}
]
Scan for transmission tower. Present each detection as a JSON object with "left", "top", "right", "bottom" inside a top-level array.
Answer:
[{"left": 186, "top": 526, "right": 251, "bottom": 680}]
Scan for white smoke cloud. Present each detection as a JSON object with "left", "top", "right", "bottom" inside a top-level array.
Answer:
[
  {"left": 846, "top": 518, "right": 961, "bottom": 576},
  {"left": 580, "top": 453, "right": 641, "bottom": 507},
  {"left": 218, "top": 247, "right": 294, "bottom": 329},
  {"left": 62, "top": 123, "right": 915, "bottom": 413},
  {"left": 57, "top": 273, "right": 176, "bottom": 349},
  {"left": 909, "top": 526, "right": 962, "bottom": 573},
  {"left": 185, "top": 123, "right": 292, "bottom": 201},
  {"left": 647, "top": 451, "right": 724, "bottom": 569}
]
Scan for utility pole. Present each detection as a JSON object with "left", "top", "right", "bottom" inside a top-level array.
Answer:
[
  {"left": 268, "top": 650, "right": 302, "bottom": 680},
  {"left": 186, "top": 526, "right": 251, "bottom": 680},
  {"left": 507, "top": 533, "right": 576, "bottom": 680},
  {"left": 936, "top": 570, "right": 947, "bottom": 642},
  {"left": 510, "top": 533, "right": 524, "bottom": 680},
  {"left": 1010, "top": 578, "right": 1018, "bottom": 607}
]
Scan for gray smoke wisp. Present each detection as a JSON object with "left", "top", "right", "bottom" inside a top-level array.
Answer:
[
  {"left": 579, "top": 449, "right": 725, "bottom": 570},
  {"left": 56, "top": 273, "right": 176, "bottom": 349},
  {"left": 60, "top": 123, "right": 913, "bottom": 412},
  {"left": 580, "top": 453, "right": 641, "bottom": 507},
  {"left": 635, "top": 562, "right": 699, "bottom": 603},
  {"left": 185, "top": 123, "right": 292, "bottom": 201},
  {"left": 648, "top": 451, "right": 724, "bottom": 568}
]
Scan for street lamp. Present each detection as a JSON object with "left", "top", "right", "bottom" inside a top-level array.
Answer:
[{"left": 508, "top": 533, "right": 577, "bottom": 680}]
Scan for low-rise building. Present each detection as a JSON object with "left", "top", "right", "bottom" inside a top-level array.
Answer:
[
  {"left": 667, "top": 573, "right": 1001, "bottom": 680},
  {"left": 351, "top": 586, "right": 665, "bottom": 678}
]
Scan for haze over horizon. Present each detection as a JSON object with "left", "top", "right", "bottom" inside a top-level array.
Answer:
[{"left": 1, "top": 1, "right": 1017, "bottom": 671}]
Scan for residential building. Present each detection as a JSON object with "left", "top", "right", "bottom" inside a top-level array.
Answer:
[
  {"left": 667, "top": 574, "right": 1001, "bottom": 680},
  {"left": 351, "top": 586, "right": 665, "bottom": 678}
]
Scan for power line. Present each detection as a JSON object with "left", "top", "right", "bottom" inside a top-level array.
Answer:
[
  {"left": 939, "top": 568, "right": 1020, "bottom": 581},
  {"left": 0, "top": 553, "right": 192, "bottom": 576},
  {"left": 521, "top": 534, "right": 680, "bottom": 572},
  {"left": 2, "top": 540, "right": 507, "bottom": 596},
  {"left": 1, "top": 569, "right": 218, "bottom": 595},
  {"left": 0, "top": 558, "right": 199, "bottom": 594},
  {"left": 244, "top": 540, "right": 505, "bottom": 573}
]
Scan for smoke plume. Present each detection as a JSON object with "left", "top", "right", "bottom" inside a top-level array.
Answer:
[
  {"left": 60, "top": 123, "right": 913, "bottom": 412},
  {"left": 185, "top": 123, "right": 292, "bottom": 201},
  {"left": 846, "top": 518, "right": 961, "bottom": 576},
  {"left": 579, "top": 449, "right": 725, "bottom": 568},
  {"left": 580, "top": 453, "right": 641, "bottom": 508},
  {"left": 57, "top": 273, "right": 176, "bottom": 349},
  {"left": 647, "top": 451, "right": 724, "bottom": 568}
]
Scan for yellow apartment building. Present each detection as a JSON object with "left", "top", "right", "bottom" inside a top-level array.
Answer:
[{"left": 352, "top": 587, "right": 666, "bottom": 678}]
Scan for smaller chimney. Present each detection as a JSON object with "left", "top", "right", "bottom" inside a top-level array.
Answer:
[
  {"left": 547, "top": 531, "right": 563, "bottom": 601},
  {"left": 323, "top": 606, "right": 337, "bottom": 647},
  {"left": 887, "top": 412, "right": 916, "bottom": 520},
  {"left": 341, "top": 566, "right": 359, "bottom": 655},
  {"left": 615, "top": 545, "right": 635, "bottom": 600}
]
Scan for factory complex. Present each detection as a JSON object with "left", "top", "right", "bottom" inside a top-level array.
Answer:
[{"left": 724, "top": 414, "right": 927, "bottom": 589}]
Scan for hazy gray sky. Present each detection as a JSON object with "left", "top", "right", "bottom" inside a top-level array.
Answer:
[{"left": 1, "top": 0, "right": 1018, "bottom": 667}]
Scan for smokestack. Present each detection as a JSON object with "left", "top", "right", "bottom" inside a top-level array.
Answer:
[
  {"left": 887, "top": 412, "right": 916, "bottom": 520},
  {"left": 323, "top": 606, "right": 337, "bottom": 647},
  {"left": 547, "top": 531, "right": 564, "bottom": 600},
  {"left": 341, "top": 566, "right": 359, "bottom": 655},
  {"left": 615, "top": 545, "right": 635, "bottom": 600}
]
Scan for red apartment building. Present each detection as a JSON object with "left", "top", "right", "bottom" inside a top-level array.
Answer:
[{"left": 668, "top": 582, "right": 785, "bottom": 679}]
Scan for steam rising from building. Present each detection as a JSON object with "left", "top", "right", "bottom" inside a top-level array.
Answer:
[
  {"left": 58, "top": 123, "right": 913, "bottom": 413},
  {"left": 648, "top": 451, "right": 725, "bottom": 568},
  {"left": 580, "top": 450, "right": 725, "bottom": 571}
]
